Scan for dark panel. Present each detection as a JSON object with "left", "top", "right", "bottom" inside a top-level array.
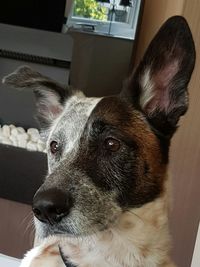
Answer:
[
  {"left": 0, "top": 0, "right": 66, "bottom": 32},
  {"left": 0, "top": 198, "right": 34, "bottom": 258},
  {"left": 0, "top": 144, "right": 47, "bottom": 205}
]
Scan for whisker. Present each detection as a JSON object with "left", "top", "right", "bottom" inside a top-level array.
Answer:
[
  {"left": 20, "top": 210, "right": 35, "bottom": 237},
  {"left": 20, "top": 210, "right": 33, "bottom": 227},
  {"left": 126, "top": 210, "right": 144, "bottom": 223},
  {"left": 24, "top": 217, "right": 35, "bottom": 236}
]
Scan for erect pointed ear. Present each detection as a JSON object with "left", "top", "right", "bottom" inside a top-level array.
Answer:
[
  {"left": 2, "top": 66, "right": 71, "bottom": 129},
  {"left": 122, "top": 16, "right": 196, "bottom": 138}
]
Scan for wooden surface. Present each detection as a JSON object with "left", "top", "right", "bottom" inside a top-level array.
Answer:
[
  {"left": 134, "top": 1, "right": 200, "bottom": 266},
  {"left": 0, "top": 198, "right": 34, "bottom": 259}
]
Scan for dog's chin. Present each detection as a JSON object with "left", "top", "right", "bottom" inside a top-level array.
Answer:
[{"left": 40, "top": 224, "right": 76, "bottom": 239}]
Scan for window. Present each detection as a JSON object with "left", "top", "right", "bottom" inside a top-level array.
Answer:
[{"left": 66, "top": 0, "right": 142, "bottom": 39}]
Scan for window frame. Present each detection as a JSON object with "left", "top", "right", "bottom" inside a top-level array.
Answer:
[{"left": 66, "top": 0, "right": 142, "bottom": 40}]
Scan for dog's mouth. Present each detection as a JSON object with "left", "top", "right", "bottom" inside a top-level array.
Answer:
[
  {"left": 34, "top": 210, "right": 120, "bottom": 240},
  {"left": 36, "top": 220, "right": 113, "bottom": 240},
  {"left": 35, "top": 219, "right": 81, "bottom": 239}
]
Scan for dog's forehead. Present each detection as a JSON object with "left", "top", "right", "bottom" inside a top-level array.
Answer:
[{"left": 49, "top": 94, "right": 102, "bottom": 151}]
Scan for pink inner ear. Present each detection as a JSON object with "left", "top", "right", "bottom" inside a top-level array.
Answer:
[
  {"left": 145, "top": 60, "right": 179, "bottom": 114},
  {"left": 38, "top": 103, "right": 63, "bottom": 121},
  {"left": 49, "top": 105, "right": 63, "bottom": 116}
]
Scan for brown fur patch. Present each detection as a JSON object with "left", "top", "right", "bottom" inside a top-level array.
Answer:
[
  {"left": 41, "top": 244, "right": 60, "bottom": 257},
  {"left": 140, "top": 245, "right": 150, "bottom": 258},
  {"left": 84, "top": 96, "right": 167, "bottom": 206}
]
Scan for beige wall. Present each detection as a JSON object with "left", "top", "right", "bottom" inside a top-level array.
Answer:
[
  {"left": 135, "top": 1, "right": 200, "bottom": 267},
  {"left": 170, "top": 1, "right": 200, "bottom": 266},
  {"left": 70, "top": 32, "right": 133, "bottom": 97},
  {"left": 135, "top": 0, "right": 184, "bottom": 65}
]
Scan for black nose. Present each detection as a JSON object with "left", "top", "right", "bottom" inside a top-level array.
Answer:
[{"left": 32, "top": 189, "right": 73, "bottom": 225}]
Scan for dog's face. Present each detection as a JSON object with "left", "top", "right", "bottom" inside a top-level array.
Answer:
[{"left": 3, "top": 16, "right": 195, "bottom": 238}]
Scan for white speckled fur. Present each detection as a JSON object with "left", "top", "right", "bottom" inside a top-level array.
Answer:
[
  {"left": 139, "top": 68, "right": 155, "bottom": 110},
  {"left": 46, "top": 93, "right": 102, "bottom": 173}
]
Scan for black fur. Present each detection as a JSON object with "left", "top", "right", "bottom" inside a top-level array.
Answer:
[{"left": 59, "top": 246, "right": 77, "bottom": 267}]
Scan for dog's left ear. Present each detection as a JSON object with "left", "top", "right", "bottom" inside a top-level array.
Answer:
[
  {"left": 122, "top": 16, "right": 195, "bottom": 138},
  {"left": 2, "top": 66, "right": 70, "bottom": 129}
]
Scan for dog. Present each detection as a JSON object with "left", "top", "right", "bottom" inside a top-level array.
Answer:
[{"left": 3, "top": 16, "right": 195, "bottom": 267}]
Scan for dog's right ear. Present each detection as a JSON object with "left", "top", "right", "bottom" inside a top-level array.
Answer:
[
  {"left": 2, "top": 66, "right": 70, "bottom": 129},
  {"left": 121, "top": 16, "right": 195, "bottom": 138}
]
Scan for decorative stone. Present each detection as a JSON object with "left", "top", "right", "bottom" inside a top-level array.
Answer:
[
  {"left": 0, "top": 124, "right": 46, "bottom": 153},
  {"left": 9, "top": 124, "right": 15, "bottom": 130},
  {"left": 17, "top": 133, "right": 29, "bottom": 141},
  {"left": 17, "top": 127, "right": 25, "bottom": 134},
  {"left": 2, "top": 138, "right": 12, "bottom": 145},
  {"left": 11, "top": 128, "right": 18, "bottom": 136},
  {"left": 18, "top": 139, "right": 27, "bottom": 148},
  {"left": 27, "top": 141, "right": 37, "bottom": 151},
  {"left": 27, "top": 128, "right": 40, "bottom": 136},
  {"left": 37, "top": 142, "right": 46, "bottom": 151},
  {"left": 2, "top": 125, "right": 10, "bottom": 137},
  {"left": 9, "top": 135, "right": 17, "bottom": 143}
]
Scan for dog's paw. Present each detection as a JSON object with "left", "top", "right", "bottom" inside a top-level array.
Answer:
[
  {"left": 19, "top": 246, "right": 43, "bottom": 267},
  {"left": 19, "top": 237, "right": 66, "bottom": 267}
]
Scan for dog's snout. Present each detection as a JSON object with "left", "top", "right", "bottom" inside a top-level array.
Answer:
[{"left": 32, "top": 189, "right": 73, "bottom": 225}]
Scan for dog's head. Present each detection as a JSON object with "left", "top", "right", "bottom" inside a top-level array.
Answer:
[{"left": 3, "top": 16, "right": 195, "bottom": 238}]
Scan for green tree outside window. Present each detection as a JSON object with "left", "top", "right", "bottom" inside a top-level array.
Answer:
[{"left": 74, "top": 0, "right": 108, "bottom": 21}]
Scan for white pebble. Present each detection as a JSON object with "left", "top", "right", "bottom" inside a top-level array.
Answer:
[
  {"left": 2, "top": 138, "right": 12, "bottom": 145},
  {"left": 12, "top": 139, "right": 18, "bottom": 147},
  {"left": 11, "top": 128, "right": 18, "bottom": 136},
  {"left": 17, "top": 127, "right": 25, "bottom": 134},
  {"left": 27, "top": 128, "right": 39, "bottom": 136},
  {"left": 2, "top": 125, "right": 10, "bottom": 137},
  {"left": 27, "top": 128, "right": 40, "bottom": 142},
  {"left": 32, "top": 134, "right": 40, "bottom": 142},
  {"left": 9, "top": 124, "right": 15, "bottom": 130},
  {"left": 0, "top": 124, "right": 44, "bottom": 152},
  {"left": 9, "top": 134, "right": 17, "bottom": 142},
  {"left": 27, "top": 141, "right": 37, "bottom": 151},
  {"left": 38, "top": 139, "right": 45, "bottom": 145},
  {"left": 18, "top": 139, "right": 27, "bottom": 148},
  {"left": 37, "top": 142, "right": 46, "bottom": 151},
  {"left": 17, "top": 133, "right": 29, "bottom": 141}
]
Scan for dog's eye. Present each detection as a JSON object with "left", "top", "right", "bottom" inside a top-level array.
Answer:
[
  {"left": 50, "top": 141, "right": 59, "bottom": 154},
  {"left": 104, "top": 137, "right": 120, "bottom": 152}
]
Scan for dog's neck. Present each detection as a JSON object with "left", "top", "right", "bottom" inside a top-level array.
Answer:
[{"left": 57, "top": 179, "right": 174, "bottom": 267}]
